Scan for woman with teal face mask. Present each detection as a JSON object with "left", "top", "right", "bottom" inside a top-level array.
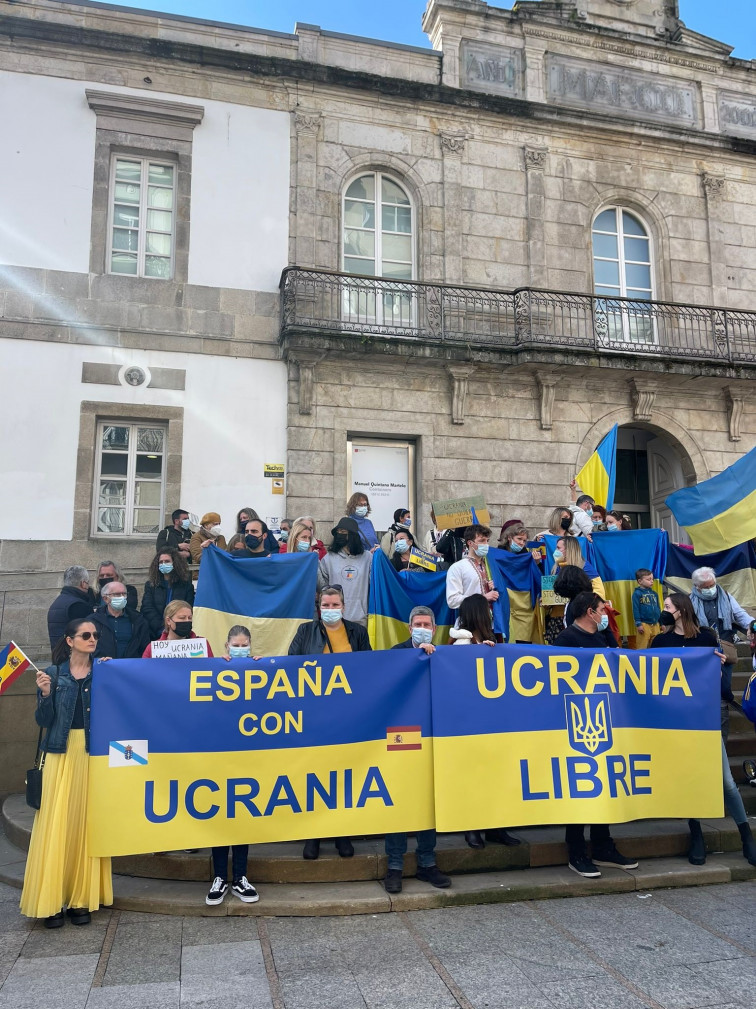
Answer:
[
  {"left": 140, "top": 549, "right": 195, "bottom": 638},
  {"left": 389, "top": 529, "right": 418, "bottom": 572}
]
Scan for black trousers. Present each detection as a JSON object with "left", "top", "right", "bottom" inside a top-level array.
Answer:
[
  {"left": 565, "top": 824, "right": 612, "bottom": 859},
  {"left": 211, "top": 844, "right": 248, "bottom": 880}
]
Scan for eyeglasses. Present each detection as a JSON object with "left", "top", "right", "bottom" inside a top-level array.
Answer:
[{"left": 75, "top": 631, "right": 100, "bottom": 641}]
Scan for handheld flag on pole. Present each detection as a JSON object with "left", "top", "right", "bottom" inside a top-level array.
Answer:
[
  {"left": 0, "top": 642, "right": 35, "bottom": 696},
  {"left": 575, "top": 424, "right": 618, "bottom": 510},
  {"left": 665, "top": 446, "right": 756, "bottom": 554}
]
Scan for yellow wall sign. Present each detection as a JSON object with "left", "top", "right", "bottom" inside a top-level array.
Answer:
[{"left": 264, "top": 464, "right": 285, "bottom": 477}]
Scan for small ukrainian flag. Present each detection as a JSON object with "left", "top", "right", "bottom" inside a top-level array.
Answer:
[
  {"left": 666, "top": 445, "right": 756, "bottom": 554},
  {"left": 0, "top": 642, "right": 32, "bottom": 696},
  {"left": 575, "top": 424, "right": 618, "bottom": 510}
]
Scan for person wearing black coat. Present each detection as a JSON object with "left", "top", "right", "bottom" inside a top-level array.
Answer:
[
  {"left": 47, "top": 566, "right": 94, "bottom": 650},
  {"left": 288, "top": 616, "right": 371, "bottom": 655},
  {"left": 91, "top": 583, "right": 152, "bottom": 660},
  {"left": 140, "top": 549, "right": 196, "bottom": 638}
]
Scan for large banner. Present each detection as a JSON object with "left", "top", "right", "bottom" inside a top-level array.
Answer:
[
  {"left": 431, "top": 644, "right": 723, "bottom": 829},
  {"left": 88, "top": 650, "right": 433, "bottom": 856},
  {"left": 88, "top": 645, "right": 723, "bottom": 856}
]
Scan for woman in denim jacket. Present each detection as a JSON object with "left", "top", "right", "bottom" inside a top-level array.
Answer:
[{"left": 20, "top": 617, "right": 113, "bottom": 928}]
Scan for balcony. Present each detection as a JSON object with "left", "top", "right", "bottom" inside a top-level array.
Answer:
[{"left": 279, "top": 267, "right": 756, "bottom": 372}]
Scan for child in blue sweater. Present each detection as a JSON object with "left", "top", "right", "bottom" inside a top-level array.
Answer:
[{"left": 632, "top": 568, "right": 661, "bottom": 648}]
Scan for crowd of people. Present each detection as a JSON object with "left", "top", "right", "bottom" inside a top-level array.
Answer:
[{"left": 28, "top": 487, "right": 756, "bottom": 927}]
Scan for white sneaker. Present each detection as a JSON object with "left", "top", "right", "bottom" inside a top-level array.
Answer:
[
  {"left": 231, "top": 877, "right": 259, "bottom": 903},
  {"left": 205, "top": 876, "right": 229, "bottom": 905}
]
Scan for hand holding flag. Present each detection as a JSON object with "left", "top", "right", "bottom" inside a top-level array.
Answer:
[{"left": 0, "top": 642, "right": 36, "bottom": 696}]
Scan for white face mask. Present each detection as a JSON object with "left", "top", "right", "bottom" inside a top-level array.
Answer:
[{"left": 209, "top": 524, "right": 222, "bottom": 537}]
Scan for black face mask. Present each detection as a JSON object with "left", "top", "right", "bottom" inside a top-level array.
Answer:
[
  {"left": 245, "top": 534, "right": 262, "bottom": 550},
  {"left": 659, "top": 611, "right": 676, "bottom": 628},
  {"left": 560, "top": 517, "right": 571, "bottom": 532},
  {"left": 332, "top": 534, "right": 348, "bottom": 551},
  {"left": 173, "top": 621, "right": 193, "bottom": 638},
  {"left": 99, "top": 576, "right": 114, "bottom": 586}
]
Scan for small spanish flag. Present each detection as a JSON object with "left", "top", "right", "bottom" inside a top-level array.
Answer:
[
  {"left": 386, "top": 726, "right": 422, "bottom": 751},
  {"left": 0, "top": 642, "right": 33, "bottom": 696}
]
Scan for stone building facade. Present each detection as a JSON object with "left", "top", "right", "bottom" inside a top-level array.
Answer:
[{"left": 1, "top": 0, "right": 755, "bottom": 783}]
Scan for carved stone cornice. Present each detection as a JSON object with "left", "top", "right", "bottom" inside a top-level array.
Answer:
[
  {"left": 535, "top": 372, "right": 557, "bottom": 430},
  {"left": 524, "top": 146, "right": 548, "bottom": 171},
  {"left": 440, "top": 133, "right": 466, "bottom": 157},
  {"left": 85, "top": 89, "right": 204, "bottom": 141},
  {"left": 701, "top": 172, "right": 726, "bottom": 201},
  {"left": 289, "top": 350, "right": 325, "bottom": 415},
  {"left": 446, "top": 365, "right": 475, "bottom": 425},
  {"left": 630, "top": 378, "right": 657, "bottom": 421},
  {"left": 725, "top": 385, "right": 746, "bottom": 442},
  {"left": 294, "top": 110, "right": 321, "bottom": 136}
]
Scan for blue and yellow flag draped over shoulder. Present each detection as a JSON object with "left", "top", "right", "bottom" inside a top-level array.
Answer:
[
  {"left": 666, "top": 541, "right": 756, "bottom": 610},
  {"left": 368, "top": 549, "right": 453, "bottom": 649},
  {"left": 575, "top": 424, "right": 618, "bottom": 509},
  {"left": 591, "top": 529, "right": 667, "bottom": 638},
  {"left": 488, "top": 549, "right": 541, "bottom": 643},
  {"left": 665, "top": 446, "right": 756, "bottom": 554},
  {"left": 193, "top": 546, "right": 318, "bottom": 658}
]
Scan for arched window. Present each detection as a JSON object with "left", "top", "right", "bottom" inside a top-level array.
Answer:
[
  {"left": 342, "top": 172, "right": 414, "bottom": 279},
  {"left": 592, "top": 208, "right": 654, "bottom": 343}
]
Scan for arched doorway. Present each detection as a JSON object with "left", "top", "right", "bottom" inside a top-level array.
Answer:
[{"left": 615, "top": 426, "right": 688, "bottom": 542}]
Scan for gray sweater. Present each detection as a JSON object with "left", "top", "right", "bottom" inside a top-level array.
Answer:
[{"left": 317, "top": 549, "right": 373, "bottom": 626}]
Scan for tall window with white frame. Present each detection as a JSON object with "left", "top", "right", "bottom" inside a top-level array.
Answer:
[
  {"left": 592, "top": 208, "right": 654, "bottom": 344},
  {"left": 342, "top": 172, "right": 415, "bottom": 328},
  {"left": 108, "top": 156, "right": 175, "bottom": 279},
  {"left": 94, "top": 422, "right": 167, "bottom": 536}
]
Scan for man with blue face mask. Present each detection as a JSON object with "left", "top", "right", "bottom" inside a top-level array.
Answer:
[
  {"left": 552, "top": 592, "right": 638, "bottom": 879},
  {"left": 156, "top": 507, "right": 192, "bottom": 560},
  {"left": 391, "top": 605, "right": 437, "bottom": 653},
  {"left": 690, "top": 566, "right": 752, "bottom": 715},
  {"left": 92, "top": 581, "right": 151, "bottom": 659}
]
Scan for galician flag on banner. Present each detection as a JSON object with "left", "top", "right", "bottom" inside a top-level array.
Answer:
[{"left": 575, "top": 424, "right": 618, "bottom": 510}]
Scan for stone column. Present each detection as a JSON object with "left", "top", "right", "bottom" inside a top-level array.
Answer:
[
  {"left": 292, "top": 110, "right": 321, "bottom": 268},
  {"left": 701, "top": 172, "right": 728, "bottom": 306},
  {"left": 524, "top": 146, "right": 548, "bottom": 289},
  {"left": 535, "top": 372, "right": 558, "bottom": 430},
  {"left": 447, "top": 364, "right": 475, "bottom": 425},
  {"left": 440, "top": 133, "right": 466, "bottom": 285},
  {"left": 725, "top": 385, "right": 746, "bottom": 442},
  {"left": 289, "top": 350, "right": 325, "bottom": 416}
]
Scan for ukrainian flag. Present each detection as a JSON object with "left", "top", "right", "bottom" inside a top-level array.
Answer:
[
  {"left": 591, "top": 529, "right": 668, "bottom": 637},
  {"left": 666, "top": 446, "right": 756, "bottom": 554},
  {"left": 488, "top": 549, "right": 540, "bottom": 643},
  {"left": 575, "top": 424, "right": 618, "bottom": 509},
  {"left": 0, "top": 642, "right": 32, "bottom": 695},
  {"left": 368, "top": 550, "right": 453, "bottom": 649},
  {"left": 193, "top": 545, "right": 318, "bottom": 657},
  {"left": 666, "top": 541, "right": 756, "bottom": 610}
]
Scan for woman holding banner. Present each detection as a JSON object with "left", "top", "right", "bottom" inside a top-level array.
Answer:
[
  {"left": 651, "top": 594, "right": 756, "bottom": 868},
  {"left": 20, "top": 617, "right": 113, "bottom": 927},
  {"left": 141, "top": 601, "right": 214, "bottom": 658}
]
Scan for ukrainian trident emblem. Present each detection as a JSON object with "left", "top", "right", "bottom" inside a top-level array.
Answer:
[{"left": 565, "top": 693, "right": 613, "bottom": 757}]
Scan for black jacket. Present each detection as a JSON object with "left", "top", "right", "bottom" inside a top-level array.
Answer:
[
  {"left": 94, "top": 583, "right": 138, "bottom": 611},
  {"left": 140, "top": 579, "right": 195, "bottom": 637},
  {"left": 92, "top": 605, "right": 152, "bottom": 660},
  {"left": 288, "top": 619, "right": 371, "bottom": 656},
  {"left": 47, "top": 586, "right": 94, "bottom": 650},
  {"left": 156, "top": 525, "right": 192, "bottom": 553},
  {"left": 391, "top": 638, "right": 415, "bottom": 649}
]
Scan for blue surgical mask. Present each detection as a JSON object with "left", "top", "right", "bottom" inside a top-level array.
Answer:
[
  {"left": 109, "top": 595, "right": 128, "bottom": 611},
  {"left": 411, "top": 627, "right": 433, "bottom": 646},
  {"left": 597, "top": 614, "right": 609, "bottom": 631},
  {"left": 228, "top": 644, "right": 251, "bottom": 658},
  {"left": 181, "top": 518, "right": 190, "bottom": 530},
  {"left": 403, "top": 518, "right": 412, "bottom": 528},
  {"left": 607, "top": 524, "right": 619, "bottom": 532},
  {"left": 510, "top": 541, "right": 524, "bottom": 553},
  {"left": 586, "top": 507, "right": 594, "bottom": 517},
  {"left": 355, "top": 506, "right": 368, "bottom": 517},
  {"left": 553, "top": 549, "right": 564, "bottom": 562},
  {"left": 321, "top": 608, "right": 343, "bottom": 625},
  {"left": 280, "top": 531, "right": 289, "bottom": 542},
  {"left": 475, "top": 543, "right": 489, "bottom": 557},
  {"left": 158, "top": 562, "right": 174, "bottom": 575},
  {"left": 394, "top": 539, "right": 409, "bottom": 554},
  {"left": 699, "top": 586, "right": 717, "bottom": 599},
  {"left": 296, "top": 540, "right": 311, "bottom": 552}
]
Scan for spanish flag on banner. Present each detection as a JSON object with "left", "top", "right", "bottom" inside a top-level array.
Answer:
[
  {"left": 575, "top": 424, "right": 618, "bottom": 509},
  {"left": 193, "top": 546, "right": 318, "bottom": 658},
  {"left": 666, "top": 445, "right": 756, "bottom": 554},
  {"left": 0, "top": 642, "right": 33, "bottom": 695}
]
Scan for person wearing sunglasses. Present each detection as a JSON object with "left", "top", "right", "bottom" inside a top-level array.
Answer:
[{"left": 20, "top": 618, "right": 113, "bottom": 928}]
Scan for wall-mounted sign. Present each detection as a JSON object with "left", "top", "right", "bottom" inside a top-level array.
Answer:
[
  {"left": 348, "top": 440, "right": 415, "bottom": 533},
  {"left": 264, "top": 463, "right": 285, "bottom": 478}
]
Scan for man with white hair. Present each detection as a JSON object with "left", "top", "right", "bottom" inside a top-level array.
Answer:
[
  {"left": 92, "top": 581, "right": 151, "bottom": 659},
  {"left": 690, "top": 566, "right": 752, "bottom": 718},
  {"left": 46, "top": 565, "right": 93, "bottom": 650}
]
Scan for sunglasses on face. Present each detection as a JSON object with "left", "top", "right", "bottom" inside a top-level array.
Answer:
[{"left": 75, "top": 631, "right": 100, "bottom": 641}]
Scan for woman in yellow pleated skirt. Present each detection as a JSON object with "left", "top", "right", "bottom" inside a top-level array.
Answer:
[{"left": 20, "top": 617, "right": 112, "bottom": 927}]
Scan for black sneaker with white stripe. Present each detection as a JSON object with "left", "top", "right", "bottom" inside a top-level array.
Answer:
[
  {"left": 205, "top": 876, "right": 229, "bottom": 905},
  {"left": 568, "top": 856, "right": 602, "bottom": 878},
  {"left": 231, "top": 877, "right": 259, "bottom": 903}
]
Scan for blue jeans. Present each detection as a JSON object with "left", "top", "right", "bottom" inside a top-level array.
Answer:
[
  {"left": 211, "top": 844, "right": 249, "bottom": 880},
  {"left": 722, "top": 737, "right": 747, "bottom": 825},
  {"left": 384, "top": 830, "right": 437, "bottom": 871}
]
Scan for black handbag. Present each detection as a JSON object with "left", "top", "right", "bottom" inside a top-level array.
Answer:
[{"left": 25, "top": 724, "right": 48, "bottom": 810}]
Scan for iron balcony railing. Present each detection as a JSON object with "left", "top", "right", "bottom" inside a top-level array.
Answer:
[{"left": 280, "top": 267, "right": 756, "bottom": 364}]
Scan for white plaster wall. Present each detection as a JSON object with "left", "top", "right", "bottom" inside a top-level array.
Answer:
[
  {"left": 0, "top": 338, "right": 288, "bottom": 540},
  {"left": 0, "top": 72, "right": 290, "bottom": 291}
]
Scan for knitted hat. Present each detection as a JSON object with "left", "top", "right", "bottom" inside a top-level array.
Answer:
[{"left": 200, "top": 512, "right": 221, "bottom": 527}]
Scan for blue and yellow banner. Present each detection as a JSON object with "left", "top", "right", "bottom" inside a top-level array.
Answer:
[
  {"left": 592, "top": 529, "right": 667, "bottom": 637},
  {"left": 368, "top": 549, "right": 453, "bottom": 649},
  {"left": 431, "top": 643, "right": 723, "bottom": 829},
  {"left": 666, "top": 445, "right": 756, "bottom": 554},
  {"left": 666, "top": 541, "right": 756, "bottom": 610},
  {"left": 88, "top": 650, "right": 434, "bottom": 856},
  {"left": 193, "top": 545, "right": 318, "bottom": 657}
]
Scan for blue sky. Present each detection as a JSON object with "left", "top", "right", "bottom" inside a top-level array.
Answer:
[{"left": 93, "top": 1, "right": 755, "bottom": 57}]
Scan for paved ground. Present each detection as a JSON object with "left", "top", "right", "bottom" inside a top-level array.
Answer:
[{"left": 0, "top": 880, "right": 754, "bottom": 1009}]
